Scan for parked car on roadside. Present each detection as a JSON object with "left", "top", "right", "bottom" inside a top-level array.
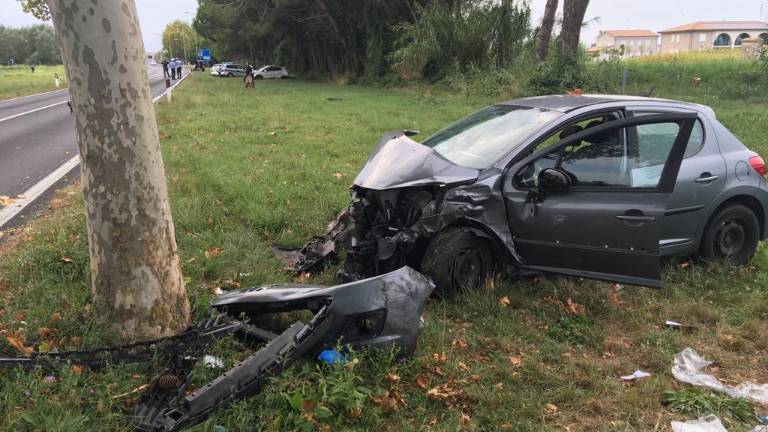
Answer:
[
  {"left": 253, "top": 65, "right": 289, "bottom": 79},
  {"left": 218, "top": 63, "right": 246, "bottom": 77},
  {"left": 282, "top": 94, "right": 768, "bottom": 295}
]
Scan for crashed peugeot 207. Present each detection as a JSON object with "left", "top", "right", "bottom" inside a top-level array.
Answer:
[{"left": 278, "top": 94, "right": 768, "bottom": 294}]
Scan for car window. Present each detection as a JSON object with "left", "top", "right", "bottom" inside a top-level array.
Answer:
[
  {"left": 632, "top": 112, "right": 704, "bottom": 158},
  {"left": 420, "top": 105, "right": 562, "bottom": 169},
  {"left": 267, "top": 66, "right": 280, "bottom": 71},
  {"left": 516, "top": 121, "right": 687, "bottom": 189},
  {"left": 529, "top": 112, "right": 622, "bottom": 154}
]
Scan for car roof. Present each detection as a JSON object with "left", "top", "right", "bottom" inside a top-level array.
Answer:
[{"left": 499, "top": 94, "right": 707, "bottom": 113}]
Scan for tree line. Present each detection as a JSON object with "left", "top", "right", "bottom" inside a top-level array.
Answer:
[
  {"left": 0, "top": 24, "right": 60, "bottom": 65},
  {"left": 194, "top": 0, "right": 590, "bottom": 83}
]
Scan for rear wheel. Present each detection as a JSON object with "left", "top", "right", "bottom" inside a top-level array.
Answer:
[
  {"left": 700, "top": 204, "right": 759, "bottom": 265},
  {"left": 421, "top": 228, "right": 495, "bottom": 297},
  {"left": 255, "top": 75, "right": 264, "bottom": 80},
  {"left": 227, "top": 72, "right": 233, "bottom": 78}
]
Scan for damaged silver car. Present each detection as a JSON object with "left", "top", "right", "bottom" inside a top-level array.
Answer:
[{"left": 277, "top": 95, "right": 768, "bottom": 294}]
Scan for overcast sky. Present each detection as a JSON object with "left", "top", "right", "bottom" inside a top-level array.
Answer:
[{"left": 1, "top": 0, "right": 766, "bottom": 51}]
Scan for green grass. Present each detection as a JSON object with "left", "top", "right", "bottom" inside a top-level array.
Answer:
[
  {"left": 2, "top": 62, "right": 768, "bottom": 431},
  {"left": 0, "top": 65, "right": 68, "bottom": 100}
]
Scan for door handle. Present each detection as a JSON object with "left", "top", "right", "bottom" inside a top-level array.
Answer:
[
  {"left": 695, "top": 174, "right": 719, "bottom": 184},
  {"left": 616, "top": 215, "right": 656, "bottom": 223}
]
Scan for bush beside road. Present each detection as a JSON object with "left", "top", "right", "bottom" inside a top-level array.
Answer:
[
  {"left": 1, "top": 61, "right": 768, "bottom": 431},
  {"left": 0, "top": 65, "right": 68, "bottom": 101}
]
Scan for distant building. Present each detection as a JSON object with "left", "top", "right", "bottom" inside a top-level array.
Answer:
[
  {"left": 659, "top": 21, "right": 768, "bottom": 53},
  {"left": 591, "top": 30, "right": 659, "bottom": 59}
]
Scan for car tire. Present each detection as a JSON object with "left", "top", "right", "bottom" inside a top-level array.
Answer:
[
  {"left": 255, "top": 75, "right": 264, "bottom": 80},
  {"left": 700, "top": 203, "right": 760, "bottom": 265},
  {"left": 421, "top": 228, "right": 494, "bottom": 297},
  {"left": 227, "top": 73, "right": 233, "bottom": 78}
]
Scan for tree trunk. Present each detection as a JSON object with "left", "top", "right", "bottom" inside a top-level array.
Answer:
[
  {"left": 46, "top": 0, "right": 190, "bottom": 342},
  {"left": 536, "top": 0, "right": 559, "bottom": 60},
  {"left": 560, "top": 0, "right": 589, "bottom": 58}
]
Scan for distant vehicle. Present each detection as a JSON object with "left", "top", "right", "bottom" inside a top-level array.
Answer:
[
  {"left": 218, "top": 63, "right": 246, "bottom": 78},
  {"left": 253, "top": 65, "right": 289, "bottom": 79},
  {"left": 210, "top": 64, "right": 223, "bottom": 76}
]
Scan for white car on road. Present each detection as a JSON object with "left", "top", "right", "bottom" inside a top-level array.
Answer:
[{"left": 253, "top": 65, "right": 289, "bottom": 79}]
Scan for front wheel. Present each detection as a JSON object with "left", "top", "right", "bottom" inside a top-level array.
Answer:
[
  {"left": 700, "top": 204, "right": 760, "bottom": 265},
  {"left": 227, "top": 73, "right": 233, "bottom": 78},
  {"left": 255, "top": 75, "right": 264, "bottom": 80},
  {"left": 421, "top": 228, "right": 495, "bottom": 297}
]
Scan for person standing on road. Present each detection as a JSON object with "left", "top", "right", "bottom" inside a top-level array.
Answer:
[
  {"left": 162, "top": 59, "right": 169, "bottom": 78},
  {"left": 176, "top": 59, "right": 183, "bottom": 80},
  {"left": 170, "top": 59, "right": 177, "bottom": 80},
  {"left": 244, "top": 64, "right": 254, "bottom": 88}
]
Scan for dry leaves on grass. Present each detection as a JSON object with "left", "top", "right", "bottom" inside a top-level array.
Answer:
[
  {"left": 373, "top": 390, "right": 405, "bottom": 413},
  {"left": 204, "top": 246, "right": 224, "bottom": 258},
  {"left": 508, "top": 355, "right": 524, "bottom": 367},
  {"left": 543, "top": 295, "right": 586, "bottom": 316},
  {"left": 498, "top": 296, "right": 511, "bottom": 307},
  {"left": 4, "top": 332, "right": 34, "bottom": 356},
  {"left": 333, "top": 172, "right": 344, "bottom": 179},
  {"left": 0, "top": 195, "right": 17, "bottom": 207}
]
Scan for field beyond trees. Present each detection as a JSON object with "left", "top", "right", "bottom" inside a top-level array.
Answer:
[{"left": 1, "top": 55, "right": 768, "bottom": 431}]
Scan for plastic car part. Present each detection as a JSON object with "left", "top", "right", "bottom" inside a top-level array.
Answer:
[{"left": 131, "top": 266, "right": 433, "bottom": 431}]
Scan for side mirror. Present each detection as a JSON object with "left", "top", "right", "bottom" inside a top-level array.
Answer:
[{"left": 538, "top": 168, "right": 572, "bottom": 192}]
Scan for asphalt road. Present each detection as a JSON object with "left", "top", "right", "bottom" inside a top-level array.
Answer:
[{"left": 0, "top": 65, "right": 172, "bottom": 229}]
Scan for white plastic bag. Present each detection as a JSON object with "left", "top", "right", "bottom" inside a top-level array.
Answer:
[
  {"left": 671, "top": 415, "right": 728, "bottom": 432},
  {"left": 672, "top": 348, "right": 768, "bottom": 405}
]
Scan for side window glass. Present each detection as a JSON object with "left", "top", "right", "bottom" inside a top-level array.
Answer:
[
  {"left": 516, "top": 122, "right": 685, "bottom": 189},
  {"left": 633, "top": 112, "right": 704, "bottom": 158}
]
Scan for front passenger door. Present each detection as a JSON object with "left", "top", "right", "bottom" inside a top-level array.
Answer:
[{"left": 503, "top": 113, "right": 697, "bottom": 287}]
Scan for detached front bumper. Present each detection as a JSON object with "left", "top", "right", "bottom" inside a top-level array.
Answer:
[{"left": 132, "top": 266, "right": 434, "bottom": 431}]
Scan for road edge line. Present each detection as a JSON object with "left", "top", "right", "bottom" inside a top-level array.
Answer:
[
  {"left": 0, "top": 87, "right": 70, "bottom": 104},
  {"left": 0, "top": 100, "right": 70, "bottom": 124},
  {"left": 0, "top": 71, "right": 190, "bottom": 229}
]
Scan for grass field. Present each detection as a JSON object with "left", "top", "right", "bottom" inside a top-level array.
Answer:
[
  {"left": 1, "top": 59, "right": 768, "bottom": 431},
  {"left": 0, "top": 65, "right": 67, "bottom": 100}
]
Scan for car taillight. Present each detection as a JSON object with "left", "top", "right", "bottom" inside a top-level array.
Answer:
[{"left": 749, "top": 154, "right": 766, "bottom": 177}]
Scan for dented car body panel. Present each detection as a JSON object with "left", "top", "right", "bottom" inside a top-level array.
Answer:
[{"left": 277, "top": 95, "right": 768, "bottom": 289}]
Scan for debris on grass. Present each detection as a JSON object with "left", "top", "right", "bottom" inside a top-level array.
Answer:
[
  {"left": 620, "top": 370, "right": 651, "bottom": 381},
  {"left": 672, "top": 348, "right": 768, "bottom": 405},
  {"left": 671, "top": 414, "right": 727, "bottom": 432}
]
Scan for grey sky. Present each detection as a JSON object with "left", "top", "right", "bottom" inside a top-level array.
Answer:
[
  {"left": 0, "top": 0, "right": 198, "bottom": 52},
  {"left": 1, "top": 0, "right": 766, "bottom": 51}
]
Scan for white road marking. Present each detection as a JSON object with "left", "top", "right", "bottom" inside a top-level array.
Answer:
[
  {"left": 0, "top": 155, "right": 80, "bottom": 227},
  {"left": 0, "top": 88, "right": 69, "bottom": 104},
  {"left": 0, "top": 70, "right": 189, "bottom": 229},
  {"left": 0, "top": 100, "right": 70, "bottom": 124}
]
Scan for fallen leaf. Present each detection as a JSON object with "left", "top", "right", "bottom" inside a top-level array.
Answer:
[
  {"left": 71, "top": 365, "right": 83, "bottom": 375},
  {"left": 508, "top": 355, "right": 523, "bottom": 367},
  {"left": 6, "top": 334, "right": 33, "bottom": 356},
  {"left": 204, "top": 246, "right": 224, "bottom": 258},
  {"left": 61, "top": 256, "right": 73, "bottom": 263},
  {"left": 385, "top": 373, "right": 401, "bottom": 384},
  {"left": 564, "top": 297, "right": 585, "bottom": 316},
  {"left": 544, "top": 403, "right": 558, "bottom": 415},
  {"left": 295, "top": 272, "right": 312, "bottom": 283},
  {"left": 414, "top": 373, "right": 429, "bottom": 390},
  {"left": 458, "top": 361, "right": 469, "bottom": 371},
  {"left": 186, "top": 257, "right": 197, "bottom": 264},
  {"left": 428, "top": 416, "right": 438, "bottom": 425},
  {"left": 333, "top": 172, "right": 343, "bottom": 179},
  {"left": 498, "top": 296, "right": 511, "bottom": 307},
  {"left": 494, "top": 382, "right": 504, "bottom": 390},
  {"left": 679, "top": 261, "right": 691, "bottom": 269},
  {"left": 459, "top": 412, "right": 471, "bottom": 425},
  {"left": 451, "top": 339, "right": 468, "bottom": 351},
  {"left": 347, "top": 406, "right": 362, "bottom": 419},
  {"left": 431, "top": 352, "right": 448, "bottom": 363},
  {"left": 373, "top": 390, "right": 400, "bottom": 413},
  {"left": 50, "top": 312, "right": 62, "bottom": 322}
]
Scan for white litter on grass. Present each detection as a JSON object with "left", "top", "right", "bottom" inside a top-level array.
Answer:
[
  {"left": 671, "top": 415, "right": 728, "bottom": 432},
  {"left": 203, "top": 355, "right": 224, "bottom": 369},
  {"left": 620, "top": 370, "right": 651, "bottom": 381},
  {"left": 672, "top": 348, "right": 768, "bottom": 405}
]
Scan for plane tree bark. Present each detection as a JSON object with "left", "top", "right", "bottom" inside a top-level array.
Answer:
[
  {"left": 535, "top": 0, "right": 558, "bottom": 60},
  {"left": 560, "top": 0, "right": 590, "bottom": 57},
  {"left": 41, "top": 0, "right": 190, "bottom": 342}
]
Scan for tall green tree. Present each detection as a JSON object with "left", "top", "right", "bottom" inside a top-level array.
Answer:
[{"left": 162, "top": 20, "right": 196, "bottom": 61}]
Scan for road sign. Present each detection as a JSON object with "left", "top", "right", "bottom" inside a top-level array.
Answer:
[{"left": 199, "top": 48, "right": 211, "bottom": 62}]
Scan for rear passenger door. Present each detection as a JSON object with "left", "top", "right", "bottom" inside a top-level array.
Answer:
[{"left": 629, "top": 109, "right": 727, "bottom": 255}]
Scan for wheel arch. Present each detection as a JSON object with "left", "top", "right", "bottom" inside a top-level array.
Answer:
[{"left": 441, "top": 219, "right": 512, "bottom": 269}]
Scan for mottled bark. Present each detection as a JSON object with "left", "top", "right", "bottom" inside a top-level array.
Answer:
[
  {"left": 560, "top": 0, "right": 589, "bottom": 57},
  {"left": 536, "top": 0, "right": 558, "bottom": 60},
  {"left": 46, "top": 0, "right": 190, "bottom": 342}
]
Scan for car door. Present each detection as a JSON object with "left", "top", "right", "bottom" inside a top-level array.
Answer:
[
  {"left": 628, "top": 109, "right": 727, "bottom": 255},
  {"left": 502, "top": 113, "right": 698, "bottom": 288}
]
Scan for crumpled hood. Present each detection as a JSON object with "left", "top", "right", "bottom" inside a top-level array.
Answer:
[{"left": 353, "top": 131, "right": 479, "bottom": 190}]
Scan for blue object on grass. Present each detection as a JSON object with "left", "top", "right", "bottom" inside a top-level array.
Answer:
[{"left": 317, "top": 349, "right": 347, "bottom": 365}]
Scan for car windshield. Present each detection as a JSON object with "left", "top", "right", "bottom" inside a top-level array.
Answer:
[{"left": 421, "top": 105, "right": 562, "bottom": 169}]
